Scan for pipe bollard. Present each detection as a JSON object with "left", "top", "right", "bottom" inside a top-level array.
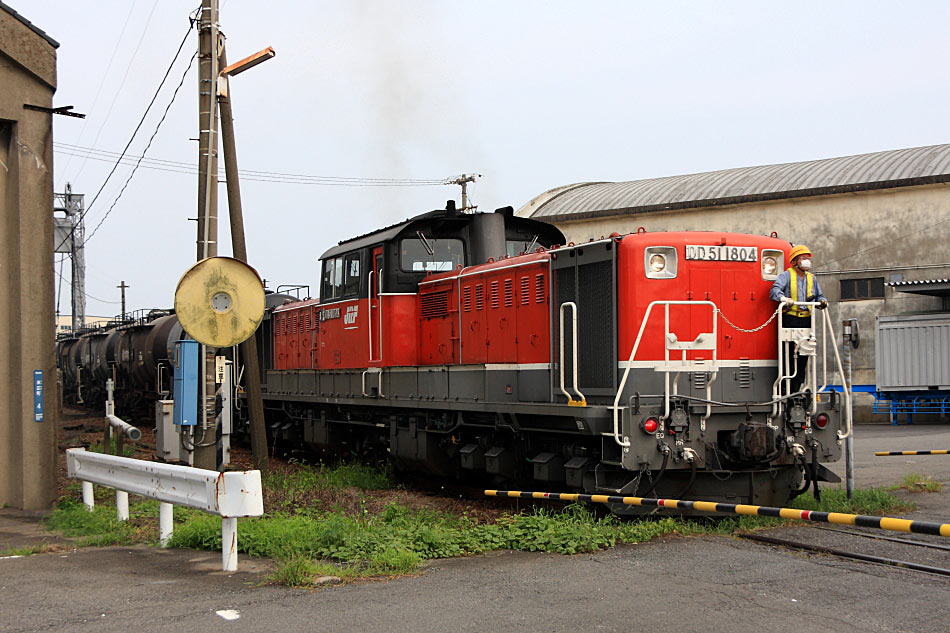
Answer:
[
  {"left": 107, "top": 414, "right": 141, "bottom": 442},
  {"left": 159, "top": 503, "right": 173, "bottom": 547}
]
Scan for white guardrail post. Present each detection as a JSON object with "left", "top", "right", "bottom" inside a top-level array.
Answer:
[{"left": 66, "top": 448, "right": 263, "bottom": 572}]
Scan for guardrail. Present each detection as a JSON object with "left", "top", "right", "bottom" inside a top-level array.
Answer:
[{"left": 66, "top": 448, "right": 264, "bottom": 571}]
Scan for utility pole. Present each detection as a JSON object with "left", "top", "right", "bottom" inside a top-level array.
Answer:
[
  {"left": 449, "top": 174, "right": 480, "bottom": 212},
  {"left": 842, "top": 318, "right": 857, "bottom": 499},
  {"left": 54, "top": 185, "right": 86, "bottom": 332},
  {"left": 117, "top": 281, "right": 129, "bottom": 320},
  {"left": 217, "top": 44, "right": 275, "bottom": 471},
  {"left": 193, "top": 0, "right": 221, "bottom": 470}
]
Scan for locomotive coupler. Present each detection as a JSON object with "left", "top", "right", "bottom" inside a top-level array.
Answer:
[{"left": 667, "top": 402, "right": 689, "bottom": 436}]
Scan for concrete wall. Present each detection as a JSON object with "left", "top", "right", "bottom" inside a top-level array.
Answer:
[
  {"left": 0, "top": 9, "right": 58, "bottom": 510},
  {"left": 553, "top": 184, "right": 950, "bottom": 420}
]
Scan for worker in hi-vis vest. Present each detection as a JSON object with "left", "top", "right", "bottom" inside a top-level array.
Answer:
[{"left": 769, "top": 245, "right": 828, "bottom": 394}]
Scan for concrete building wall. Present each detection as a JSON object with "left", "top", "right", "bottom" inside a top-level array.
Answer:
[
  {"left": 0, "top": 8, "right": 58, "bottom": 510},
  {"left": 552, "top": 184, "right": 950, "bottom": 420}
]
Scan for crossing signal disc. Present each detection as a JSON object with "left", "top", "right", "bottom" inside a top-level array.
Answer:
[{"left": 174, "top": 257, "right": 265, "bottom": 347}]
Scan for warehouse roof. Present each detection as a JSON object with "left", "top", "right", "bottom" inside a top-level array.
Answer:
[
  {"left": 888, "top": 278, "right": 950, "bottom": 297},
  {"left": 518, "top": 144, "right": 950, "bottom": 223}
]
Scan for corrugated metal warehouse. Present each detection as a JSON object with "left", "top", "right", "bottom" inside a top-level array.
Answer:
[{"left": 518, "top": 144, "right": 950, "bottom": 421}]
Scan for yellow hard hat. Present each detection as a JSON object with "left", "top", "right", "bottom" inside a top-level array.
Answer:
[{"left": 789, "top": 245, "right": 812, "bottom": 261}]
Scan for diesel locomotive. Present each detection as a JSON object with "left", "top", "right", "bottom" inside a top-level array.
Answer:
[
  {"left": 58, "top": 200, "right": 845, "bottom": 511},
  {"left": 258, "top": 201, "right": 844, "bottom": 510}
]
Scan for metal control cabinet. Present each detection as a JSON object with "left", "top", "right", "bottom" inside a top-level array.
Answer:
[
  {"left": 876, "top": 313, "right": 950, "bottom": 392},
  {"left": 173, "top": 339, "right": 199, "bottom": 425}
]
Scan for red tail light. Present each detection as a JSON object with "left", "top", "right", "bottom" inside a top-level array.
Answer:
[
  {"left": 814, "top": 413, "right": 829, "bottom": 429},
  {"left": 642, "top": 417, "right": 659, "bottom": 434}
]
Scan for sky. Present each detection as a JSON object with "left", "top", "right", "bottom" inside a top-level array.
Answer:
[{"left": 18, "top": 1, "right": 950, "bottom": 317}]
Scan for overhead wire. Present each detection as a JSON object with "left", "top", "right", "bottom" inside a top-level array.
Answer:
[
  {"left": 59, "top": 0, "right": 140, "bottom": 179},
  {"left": 54, "top": 9, "right": 200, "bottom": 253},
  {"left": 53, "top": 142, "right": 452, "bottom": 186},
  {"left": 53, "top": 266, "right": 122, "bottom": 305},
  {"left": 72, "top": 0, "right": 161, "bottom": 183},
  {"left": 84, "top": 48, "right": 198, "bottom": 244}
]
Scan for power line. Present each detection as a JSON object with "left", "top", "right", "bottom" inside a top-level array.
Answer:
[
  {"left": 819, "top": 216, "right": 950, "bottom": 271},
  {"left": 59, "top": 0, "right": 140, "bottom": 179},
  {"left": 72, "top": 0, "right": 161, "bottom": 183},
  {"left": 53, "top": 266, "right": 122, "bottom": 305},
  {"left": 55, "top": 10, "right": 199, "bottom": 253},
  {"left": 53, "top": 142, "right": 452, "bottom": 186},
  {"left": 84, "top": 49, "right": 198, "bottom": 244}
]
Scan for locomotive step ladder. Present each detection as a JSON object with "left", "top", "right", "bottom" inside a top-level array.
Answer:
[{"left": 611, "top": 301, "right": 722, "bottom": 448}]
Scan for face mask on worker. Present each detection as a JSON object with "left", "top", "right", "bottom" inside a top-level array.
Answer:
[{"left": 798, "top": 258, "right": 812, "bottom": 270}]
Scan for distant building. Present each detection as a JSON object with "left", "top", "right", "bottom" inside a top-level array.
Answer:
[
  {"left": 518, "top": 145, "right": 950, "bottom": 420},
  {"left": 55, "top": 315, "right": 112, "bottom": 336}
]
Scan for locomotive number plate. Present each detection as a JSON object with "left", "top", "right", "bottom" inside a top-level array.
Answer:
[{"left": 685, "top": 245, "right": 758, "bottom": 262}]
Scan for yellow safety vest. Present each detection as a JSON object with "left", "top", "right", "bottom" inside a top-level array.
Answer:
[{"left": 788, "top": 269, "right": 814, "bottom": 317}]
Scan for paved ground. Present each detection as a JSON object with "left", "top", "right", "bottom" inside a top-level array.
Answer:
[{"left": 2, "top": 422, "right": 949, "bottom": 633}]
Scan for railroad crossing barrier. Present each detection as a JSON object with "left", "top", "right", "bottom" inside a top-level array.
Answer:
[
  {"left": 66, "top": 448, "right": 264, "bottom": 571},
  {"left": 485, "top": 490, "right": 950, "bottom": 537},
  {"left": 875, "top": 450, "right": 950, "bottom": 456}
]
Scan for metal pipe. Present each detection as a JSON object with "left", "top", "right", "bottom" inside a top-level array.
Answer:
[
  {"left": 159, "top": 502, "right": 173, "bottom": 547},
  {"left": 107, "top": 414, "right": 142, "bottom": 442}
]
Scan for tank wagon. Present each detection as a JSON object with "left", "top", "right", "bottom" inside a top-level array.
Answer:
[{"left": 257, "top": 201, "right": 844, "bottom": 510}]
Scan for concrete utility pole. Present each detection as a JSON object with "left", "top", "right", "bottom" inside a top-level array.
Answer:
[
  {"left": 450, "top": 174, "right": 480, "bottom": 212},
  {"left": 218, "top": 45, "right": 275, "bottom": 471},
  {"left": 117, "top": 280, "right": 129, "bottom": 320},
  {"left": 193, "top": 0, "right": 221, "bottom": 470},
  {"left": 842, "top": 318, "right": 857, "bottom": 499}
]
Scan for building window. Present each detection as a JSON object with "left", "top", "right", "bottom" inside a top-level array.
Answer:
[{"left": 840, "top": 277, "right": 885, "bottom": 301}]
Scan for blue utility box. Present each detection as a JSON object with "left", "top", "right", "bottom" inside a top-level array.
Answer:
[{"left": 173, "top": 339, "right": 199, "bottom": 426}]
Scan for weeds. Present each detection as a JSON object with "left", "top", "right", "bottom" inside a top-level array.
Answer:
[
  {"left": 44, "top": 460, "right": 916, "bottom": 588},
  {"left": 888, "top": 473, "right": 943, "bottom": 494}
]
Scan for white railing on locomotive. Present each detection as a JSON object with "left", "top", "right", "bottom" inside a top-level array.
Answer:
[
  {"left": 771, "top": 300, "right": 852, "bottom": 441},
  {"left": 558, "top": 302, "right": 585, "bottom": 406},
  {"left": 612, "top": 300, "right": 720, "bottom": 449}
]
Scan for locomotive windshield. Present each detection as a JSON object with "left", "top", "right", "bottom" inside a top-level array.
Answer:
[{"left": 400, "top": 237, "right": 464, "bottom": 272}]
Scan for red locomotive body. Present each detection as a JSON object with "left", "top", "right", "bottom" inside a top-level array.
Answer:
[{"left": 257, "top": 202, "right": 843, "bottom": 511}]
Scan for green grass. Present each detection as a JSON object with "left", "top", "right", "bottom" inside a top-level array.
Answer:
[
  {"left": 89, "top": 435, "right": 136, "bottom": 457},
  {"left": 44, "top": 461, "right": 915, "bottom": 588},
  {"left": 888, "top": 472, "right": 943, "bottom": 494}
]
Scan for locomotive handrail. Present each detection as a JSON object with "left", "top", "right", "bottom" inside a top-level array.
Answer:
[
  {"left": 769, "top": 301, "right": 852, "bottom": 441},
  {"left": 558, "top": 302, "right": 586, "bottom": 406},
  {"left": 612, "top": 300, "right": 718, "bottom": 448},
  {"left": 367, "top": 270, "right": 376, "bottom": 362}
]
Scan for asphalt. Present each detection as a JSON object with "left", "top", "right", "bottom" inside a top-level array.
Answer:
[{"left": 2, "top": 421, "right": 949, "bottom": 633}]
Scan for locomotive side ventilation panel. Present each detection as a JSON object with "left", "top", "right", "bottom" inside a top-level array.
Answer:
[{"left": 552, "top": 241, "right": 618, "bottom": 398}]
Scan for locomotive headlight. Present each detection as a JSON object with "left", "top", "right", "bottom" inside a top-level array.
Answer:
[
  {"left": 760, "top": 249, "right": 783, "bottom": 280},
  {"left": 644, "top": 246, "right": 678, "bottom": 279}
]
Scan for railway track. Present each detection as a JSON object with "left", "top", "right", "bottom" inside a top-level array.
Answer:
[{"left": 739, "top": 524, "right": 950, "bottom": 578}]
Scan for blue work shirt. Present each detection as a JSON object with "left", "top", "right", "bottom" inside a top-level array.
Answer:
[{"left": 770, "top": 269, "right": 826, "bottom": 303}]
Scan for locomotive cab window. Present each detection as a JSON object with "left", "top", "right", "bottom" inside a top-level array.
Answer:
[
  {"left": 400, "top": 236, "right": 464, "bottom": 272},
  {"left": 343, "top": 253, "right": 360, "bottom": 297},
  {"left": 321, "top": 257, "right": 346, "bottom": 300},
  {"left": 506, "top": 235, "right": 543, "bottom": 257}
]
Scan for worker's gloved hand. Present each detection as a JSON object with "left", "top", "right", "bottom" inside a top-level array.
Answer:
[
  {"left": 781, "top": 297, "right": 795, "bottom": 307},
  {"left": 817, "top": 299, "right": 828, "bottom": 310}
]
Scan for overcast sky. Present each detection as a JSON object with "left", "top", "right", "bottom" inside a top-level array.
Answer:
[{"left": 20, "top": 1, "right": 950, "bottom": 316}]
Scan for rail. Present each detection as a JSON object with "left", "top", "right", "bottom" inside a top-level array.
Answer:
[
  {"left": 66, "top": 449, "right": 263, "bottom": 571},
  {"left": 485, "top": 490, "right": 950, "bottom": 537}
]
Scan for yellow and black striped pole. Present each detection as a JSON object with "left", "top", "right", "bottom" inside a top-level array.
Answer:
[
  {"left": 484, "top": 490, "right": 950, "bottom": 537},
  {"left": 875, "top": 450, "right": 950, "bottom": 456}
]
